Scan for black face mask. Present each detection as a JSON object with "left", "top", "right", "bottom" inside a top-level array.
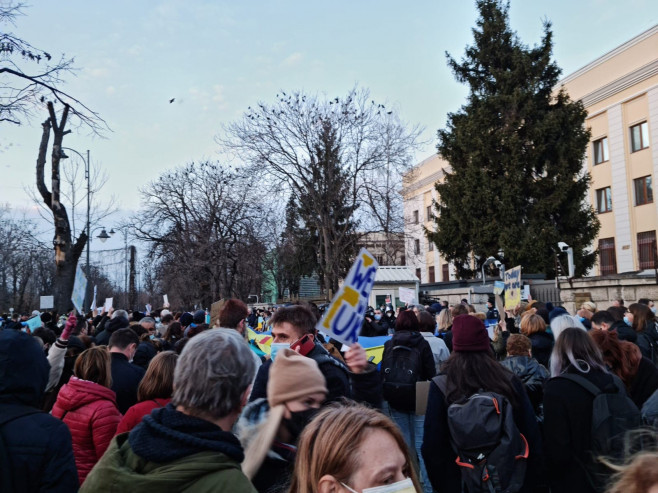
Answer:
[{"left": 283, "top": 408, "right": 318, "bottom": 442}]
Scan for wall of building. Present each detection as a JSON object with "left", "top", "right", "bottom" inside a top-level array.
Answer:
[{"left": 558, "top": 274, "right": 658, "bottom": 313}]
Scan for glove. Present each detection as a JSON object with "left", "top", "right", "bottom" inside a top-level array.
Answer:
[{"left": 60, "top": 313, "right": 77, "bottom": 341}]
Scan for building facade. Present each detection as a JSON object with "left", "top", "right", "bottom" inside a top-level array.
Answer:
[{"left": 559, "top": 24, "right": 658, "bottom": 275}]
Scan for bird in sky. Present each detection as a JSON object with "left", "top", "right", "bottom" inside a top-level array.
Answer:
[{"left": 169, "top": 98, "right": 175, "bottom": 104}]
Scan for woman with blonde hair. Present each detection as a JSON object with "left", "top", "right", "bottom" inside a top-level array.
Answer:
[
  {"left": 436, "top": 308, "right": 452, "bottom": 334},
  {"left": 520, "top": 313, "right": 554, "bottom": 368},
  {"left": 115, "top": 350, "right": 178, "bottom": 434},
  {"left": 289, "top": 402, "right": 421, "bottom": 493},
  {"left": 52, "top": 346, "right": 121, "bottom": 484},
  {"left": 237, "top": 348, "right": 328, "bottom": 493}
]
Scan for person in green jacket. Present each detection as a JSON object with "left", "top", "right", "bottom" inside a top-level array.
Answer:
[{"left": 81, "top": 328, "right": 258, "bottom": 493}]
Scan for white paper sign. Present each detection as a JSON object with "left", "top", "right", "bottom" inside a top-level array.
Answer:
[
  {"left": 145, "top": 304, "right": 152, "bottom": 314},
  {"left": 40, "top": 296, "right": 54, "bottom": 310},
  {"left": 398, "top": 287, "right": 416, "bottom": 305},
  {"left": 163, "top": 294, "right": 169, "bottom": 307},
  {"left": 90, "top": 285, "right": 98, "bottom": 311},
  {"left": 316, "top": 248, "right": 379, "bottom": 346},
  {"left": 71, "top": 265, "right": 88, "bottom": 315},
  {"left": 103, "top": 297, "right": 113, "bottom": 312}
]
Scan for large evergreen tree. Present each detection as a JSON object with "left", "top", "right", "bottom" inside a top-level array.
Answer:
[{"left": 428, "top": 0, "right": 599, "bottom": 279}]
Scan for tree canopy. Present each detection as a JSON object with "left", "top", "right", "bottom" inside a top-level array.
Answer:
[{"left": 428, "top": 0, "right": 599, "bottom": 279}]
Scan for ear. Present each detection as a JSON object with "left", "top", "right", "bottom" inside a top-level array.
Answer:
[
  {"left": 318, "top": 475, "right": 340, "bottom": 493},
  {"left": 240, "top": 385, "right": 252, "bottom": 408}
]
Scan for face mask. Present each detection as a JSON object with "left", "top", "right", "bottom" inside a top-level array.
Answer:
[
  {"left": 149, "top": 334, "right": 155, "bottom": 340},
  {"left": 341, "top": 478, "right": 415, "bottom": 493},
  {"left": 374, "top": 314, "right": 382, "bottom": 321},
  {"left": 270, "top": 342, "right": 289, "bottom": 361},
  {"left": 652, "top": 307, "right": 657, "bottom": 314},
  {"left": 579, "top": 317, "right": 586, "bottom": 323},
  {"left": 155, "top": 317, "right": 161, "bottom": 323},
  {"left": 283, "top": 408, "right": 318, "bottom": 442},
  {"left": 624, "top": 316, "right": 631, "bottom": 326}
]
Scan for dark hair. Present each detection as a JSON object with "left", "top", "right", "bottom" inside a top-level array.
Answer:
[
  {"left": 638, "top": 298, "right": 651, "bottom": 306},
  {"left": 591, "top": 310, "right": 616, "bottom": 327},
  {"left": 590, "top": 330, "right": 641, "bottom": 388},
  {"left": 550, "top": 327, "right": 607, "bottom": 377},
  {"left": 396, "top": 310, "right": 420, "bottom": 332},
  {"left": 137, "top": 351, "right": 178, "bottom": 401},
  {"left": 109, "top": 327, "right": 139, "bottom": 350},
  {"left": 161, "top": 313, "right": 174, "bottom": 324},
  {"left": 451, "top": 304, "right": 469, "bottom": 317},
  {"left": 418, "top": 311, "right": 436, "bottom": 333},
  {"left": 163, "top": 321, "right": 183, "bottom": 343},
  {"left": 32, "top": 327, "right": 56, "bottom": 346},
  {"left": 442, "top": 351, "right": 519, "bottom": 407},
  {"left": 607, "top": 306, "right": 626, "bottom": 322},
  {"left": 218, "top": 299, "right": 248, "bottom": 329},
  {"left": 628, "top": 303, "right": 654, "bottom": 333},
  {"left": 270, "top": 305, "right": 315, "bottom": 335}
]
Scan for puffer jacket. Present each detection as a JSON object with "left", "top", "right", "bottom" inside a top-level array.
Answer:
[{"left": 52, "top": 376, "right": 121, "bottom": 484}]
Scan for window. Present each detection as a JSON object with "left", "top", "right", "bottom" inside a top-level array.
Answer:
[
  {"left": 428, "top": 240, "right": 434, "bottom": 252},
  {"left": 630, "top": 122, "right": 649, "bottom": 152},
  {"left": 414, "top": 239, "right": 420, "bottom": 254},
  {"left": 593, "top": 137, "right": 609, "bottom": 164},
  {"left": 413, "top": 210, "right": 419, "bottom": 224},
  {"left": 426, "top": 205, "right": 433, "bottom": 222},
  {"left": 598, "top": 238, "right": 617, "bottom": 275},
  {"left": 428, "top": 266, "right": 435, "bottom": 283},
  {"left": 634, "top": 176, "right": 653, "bottom": 206},
  {"left": 596, "top": 187, "right": 612, "bottom": 213},
  {"left": 638, "top": 231, "right": 657, "bottom": 269},
  {"left": 401, "top": 255, "right": 406, "bottom": 266},
  {"left": 442, "top": 263, "right": 450, "bottom": 282},
  {"left": 415, "top": 268, "right": 421, "bottom": 280}
]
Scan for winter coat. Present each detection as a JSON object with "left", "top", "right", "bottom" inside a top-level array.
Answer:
[
  {"left": 94, "top": 317, "right": 129, "bottom": 346},
  {"left": 629, "top": 357, "right": 658, "bottom": 409},
  {"left": 421, "top": 375, "right": 544, "bottom": 493},
  {"left": 440, "top": 328, "right": 454, "bottom": 352},
  {"left": 610, "top": 320, "right": 637, "bottom": 343},
  {"left": 236, "top": 398, "right": 296, "bottom": 493},
  {"left": 0, "top": 330, "right": 78, "bottom": 493},
  {"left": 528, "top": 331, "right": 554, "bottom": 368},
  {"left": 133, "top": 340, "right": 158, "bottom": 369},
  {"left": 52, "top": 376, "right": 121, "bottom": 484},
  {"left": 116, "top": 398, "right": 171, "bottom": 435},
  {"left": 110, "top": 352, "right": 146, "bottom": 414},
  {"left": 543, "top": 367, "right": 623, "bottom": 493},
  {"left": 501, "top": 355, "right": 550, "bottom": 416},
  {"left": 80, "top": 404, "right": 256, "bottom": 493},
  {"left": 421, "top": 332, "right": 451, "bottom": 373},
  {"left": 635, "top": 322, "right": 658, "bottom": 361},
  {"left": 250, "top": 340, "right": 382, "bottom": 408}
]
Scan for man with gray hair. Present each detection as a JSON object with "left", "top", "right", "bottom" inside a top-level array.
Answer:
[{"left": 82, "top": 329, "right": 257, "bottom": 492}]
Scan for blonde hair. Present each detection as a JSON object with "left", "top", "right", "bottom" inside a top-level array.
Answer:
[
  {"left": 288, "top": 402, "right": 421, "bottom": 493},
  {"left": 241, "top": 405, "right": 286, "bottom": 480},
  {"left": 472, "top": 312, "right": 486, "bottom": 321},
  {"left": 74, "top": 346, "right": 112, "bottom": 388},
  {"left": 437, "top": 309, "right": 452, "bottom": 332},
  {"left": 581, "top": 301, "right": 597, "bottom": 313},
  {"left": 520, "top": 313, "right": 546, "bottom": 336},
  {"left": 605, "top": 452, "right": 658, "bottom": 493}
]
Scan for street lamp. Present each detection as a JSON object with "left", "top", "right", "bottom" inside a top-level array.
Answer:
[
  {"left": 60, "top": 146, "right": 91, "bottom": 272},
  {"left": 482, "top": 256, "right": 496, "bottom": 285}
]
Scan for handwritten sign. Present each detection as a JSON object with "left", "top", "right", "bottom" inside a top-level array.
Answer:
[
  {"left": 317, "top": 248, "right": 379, "bottom": 346},
  {"left": 103, "top": 297, "right": 113, "bottom": 312},
  {"left": 504, "top": 265, "right": 522, "bottom": 310},
  {"left": 398, "top": 287, "right": 416, "bottom": 305},
  {"left": 71, "top": 265, "right": 88, "bottom": 315},
  {"left": 40, "top": 296, "right": 54, "bottom": 310}
]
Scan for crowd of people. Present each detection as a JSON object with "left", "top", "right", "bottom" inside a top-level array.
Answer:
[{"left": 0, "top": 294, "right": 657, "bottom": 492}]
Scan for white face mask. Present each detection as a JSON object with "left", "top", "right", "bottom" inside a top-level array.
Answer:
[{"left": 341, "top": 478, "right": 415, "bottom": 493}]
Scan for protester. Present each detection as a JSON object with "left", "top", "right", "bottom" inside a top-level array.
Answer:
[
  {"left": 605, "top": 451, "right": 658, "bottom": 493},
  {"left": 288, "top": 402, "right": 421, "bottom": 493},
  {"left": 381, "top": 310, "right": 436, "bottom": 493},
  {"left": 51, "top": 346, "right": 121, "bottom": 484},
  {"left": 108, "top": 328, "right": 146, "bottom": 414},
  {"left": 249, "top": 305, "right": 382, "bottom": 408},
  {"left": 519, "top": 313, "right": 554, "bottom": 368},
  {"left": 627, "top": 302, "right": 658, "bottom": 362},
  {"left": 591, "top": 309, "right": 637, "bottom": 342},
  {"left": 238, "top": 348, "right": 328, "bottom": 493},
  {"left": 589, "top": 329, "right": 658, "bottom": 409},
  {"left": 441, "top": 303, "right": 469, "bottom": 352},
  {"left": 81, "top": 329, "right": 257, "bottom": 492},
  {"left": 549, "top": 313, "right": 587, "bottom": 341},
  {"left": 418, "top": 310, "right": 450, "bottom": 372},
  {"left": 133, "top": 331, "right": 162, "bottom": 369},
  {"left": 0, "top": 329, "right": 79, "bottom": 492},
  {"left": 94, "top": 309, "right": 130, "bottom": 346},
  {"left": 161, "top": 320, "right": 183, "bottom": 350},
  {"left": 500, "top": 333, "right": 549, "bottom": 420},
  {"left": 219, "top": 298, "right": 263, "bottom": 372},
  {"left": 422, "top": 314, "right": 543, "bottom": 493},
  {"left": 116, "top": 351, "right": 178, "bottom": 434},
  {"left": 543, "top": 328, "right": 641, "bottom": 493}
]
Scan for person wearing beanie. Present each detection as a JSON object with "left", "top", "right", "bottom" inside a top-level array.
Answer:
[
  {"left": 422, "top": 314, "right": 545, "bottom": 493},
  {"left": 237, "top": 347, "right": 327, "bottom": 493}
]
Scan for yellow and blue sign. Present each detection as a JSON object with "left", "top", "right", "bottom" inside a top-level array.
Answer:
[{"left": 317, "top": 248, "right": 379, "bottom": 346}]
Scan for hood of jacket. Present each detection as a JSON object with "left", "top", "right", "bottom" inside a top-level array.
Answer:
[
  {"left": 55, "top": 376, "right": 117, "bottom": 412},
  {"left": 391, "top": 330, "right": 426, "bottom": 348},
  {"left": 129, "top": 403, "right": 245, "bottom": 464},
  {"left": 0, "top": 330, "right": 49, "bottom": 406},
  {"left": 610, "top": 320, "right": 638, "bottom": 343},
  {"left": 501, "top": 356, "right": 549, "bottom": 386},
  {"left": 107, "top": 316, "right": 129, "bottom": 333},
  {"left": 529, "top": 331, "right": 554, "bottom": 350}
]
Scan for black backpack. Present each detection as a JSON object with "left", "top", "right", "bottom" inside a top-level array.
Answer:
[
  {"left": 557, "top": 373, "right": 641, "bottom": 491},
  {"left": 434, "top": 376, "right": 528, "bottom": 493},
  {"left": 382, "top": 344, "right": 422, "bottom": 412}
]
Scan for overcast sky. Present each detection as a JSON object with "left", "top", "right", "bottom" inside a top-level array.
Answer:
[{"left": 3, "top": 0, "right": 657, "bottom": 224}]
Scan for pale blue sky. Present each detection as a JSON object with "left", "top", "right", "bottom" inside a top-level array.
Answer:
[{"left": 3, "top": 0, "right": 657, "bottom": 219}]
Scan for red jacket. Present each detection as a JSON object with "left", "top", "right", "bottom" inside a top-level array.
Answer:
[
  {"left": 52, "top": 376, "right": 121, "bottom": 484},
  {"left": 115, "top": 397, "right": 171, "bottom": 435}
]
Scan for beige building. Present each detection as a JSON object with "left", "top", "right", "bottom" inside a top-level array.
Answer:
[
  {"left": 401, "top": 154, "right": 453, "bottom": 284},
  {"left": 559, "top": 24, "right": 658, "bottom": 275},
  {"left": 357, "top": 231, "right": 406, "bottom": 266}
]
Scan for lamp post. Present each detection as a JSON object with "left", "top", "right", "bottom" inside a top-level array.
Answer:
[
  {"left": 108, "top": 227, "right": 129, "bottom": 307},
  {"left": 61, "top": 147, "right": 91, "bottom": 275}
]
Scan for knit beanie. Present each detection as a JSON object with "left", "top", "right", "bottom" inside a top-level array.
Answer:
[
  {"left": 267, "top": 348, "right": 327, "bottom": 408},
  {"left": 179, "top": 312, "right": 193, "bottom": 327},
  {"left": 452, "top": 314, "right": 490, "bottom": 352}
]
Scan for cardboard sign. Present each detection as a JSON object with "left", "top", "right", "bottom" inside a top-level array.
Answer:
[
  {"left": 40, "top": 296, "right": 54, "bottom": 310},
  {"left": 103, "top": 298, "right": 113, "bottom": 312},
  {"left": 398, "top": 287, "right": 416, "bottom": 305},
  {"left": 504, "top": 265, "right": 522, "bottom": 310},
  {"left": 317, "top": 248, "right": 379, "bottom": 346},
  {"left": 71, "top": 265, "right": 88, "bottom": 315}
]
